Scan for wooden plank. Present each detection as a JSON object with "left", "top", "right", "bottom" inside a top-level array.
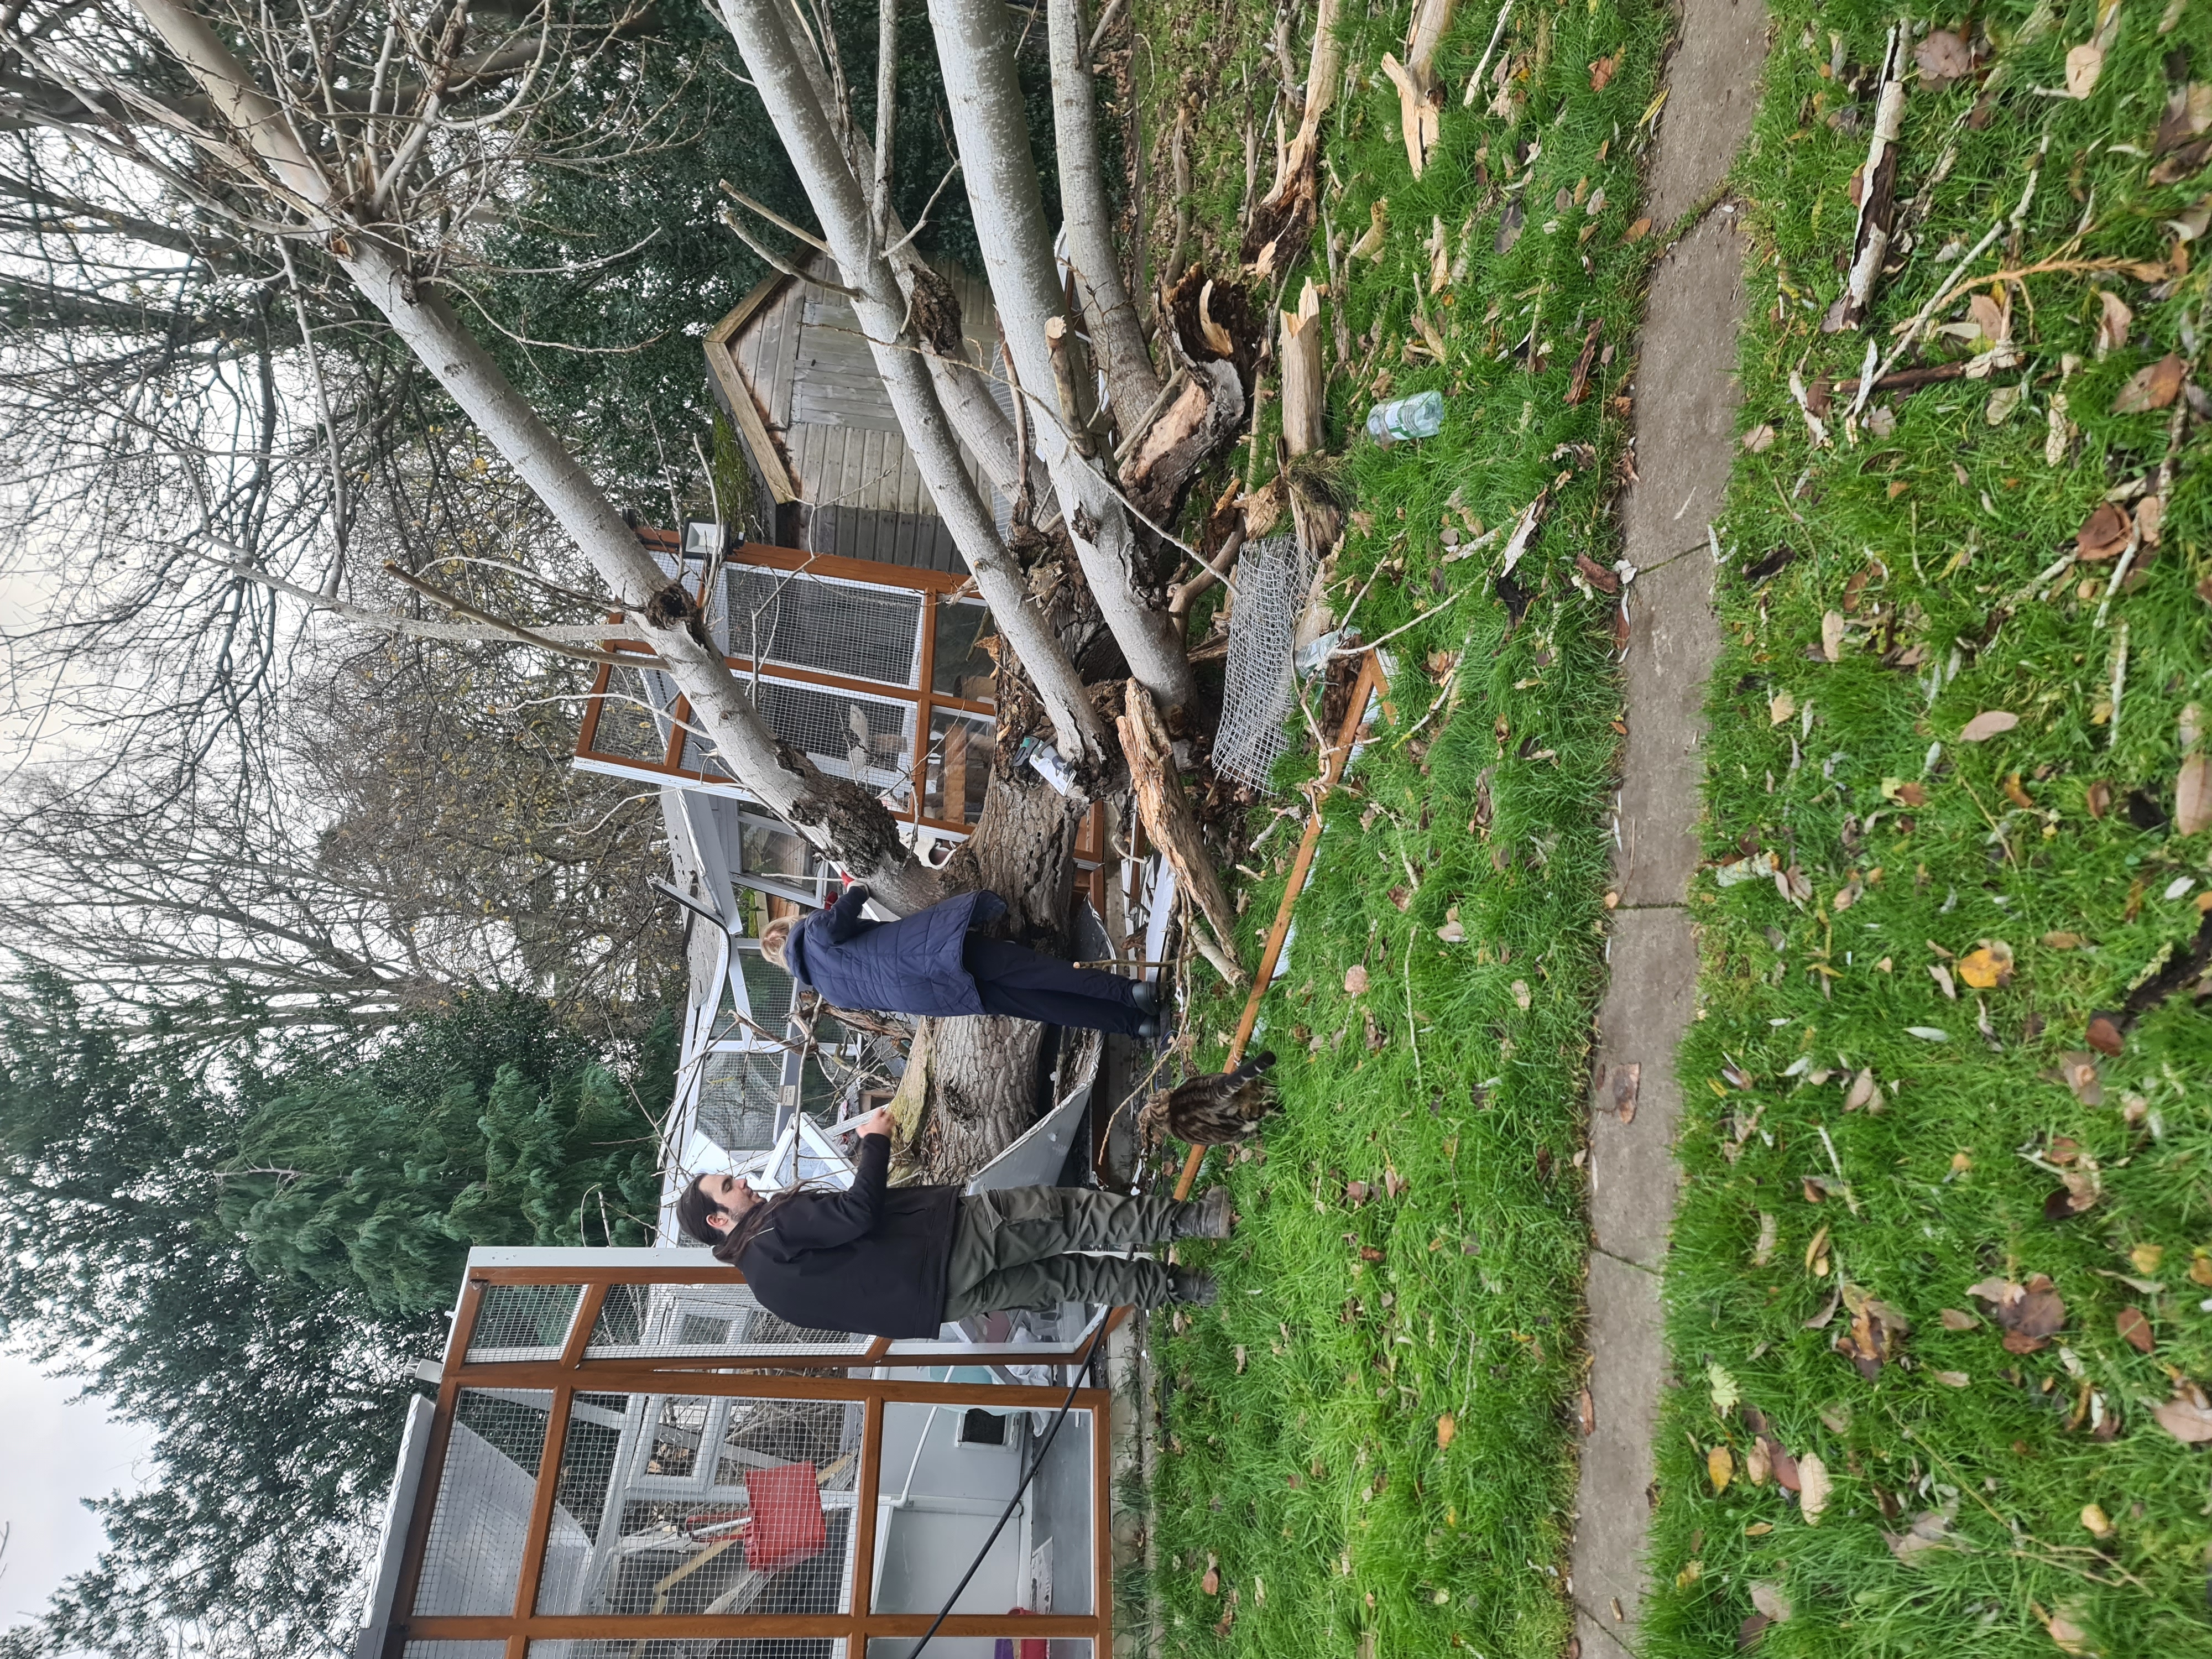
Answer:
[
  {"left": 847, "top": 1395, "right": 886, "bottom": 1642},
  {"left": 382, "top": 1278, "right": 484, "bottom": 1656},
  {"left": 404, "top": 1613, "right": 1100, "bottom": 1640},
  {"left": 558, "top": 1282, "right": 608, "bottom": 1369},
  {"left": 705, "top": 270, "right": 790, "bottom": 349},
  {"left": 453, "top": 1362, "right": 1110, "bottom": 1412},
  {"left": 508, "top": 1385, "right": 573, "bottom": 1620},
  {"left": 705, "top": 334, "right": 796, "bottom": 505}
]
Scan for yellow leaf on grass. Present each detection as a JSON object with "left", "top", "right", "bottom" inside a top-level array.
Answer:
[
  {"left": 1770, "top": 691, "right": 1796, "bottom": 725},
  {"left": 2132, "top": 1244, "right": 2166, "bottom": 1275},
  {"left": 1957, "top": 941, "right": 2015, "bottom": 989},
  {"left": 1436, "top": 1413, "right": 1457, "bottom": 1450},
  {"left": 1708, "top": 1444, "right": 1734, "bottom": 1494}
]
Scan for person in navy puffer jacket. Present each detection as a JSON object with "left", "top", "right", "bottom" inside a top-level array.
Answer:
[{"left": 760, "top": 884, "right": 1164, "bottom": 1036}]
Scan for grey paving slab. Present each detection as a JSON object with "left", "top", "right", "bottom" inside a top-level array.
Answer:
[
  {"left": 1570, "top": 1251, "right": 1668, "bottom": 1634},
  {"left": 1619, "top": 213, "right": 1754, "bottom": 570},
  {"left": 1645, "top": 0, "right": 1771, "bottom": 227},
  {"left": 1614, "top": 545, "right": 1721, "bottom": 907},
  {"left": 1586, "top": 907, "right": 1698, "bottom": 1267}
]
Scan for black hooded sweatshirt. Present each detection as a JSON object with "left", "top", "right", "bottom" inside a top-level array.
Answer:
[{"left": 734, "top": 1133, "right": 962, "bottom": 1338}]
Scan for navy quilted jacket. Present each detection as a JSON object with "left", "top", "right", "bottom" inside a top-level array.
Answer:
[{"left": 784, "top": 884, "right": 1007, "bottom": 1016}]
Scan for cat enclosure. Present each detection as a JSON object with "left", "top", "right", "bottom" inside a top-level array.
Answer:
[{"left": 356, "top": 1247, "right": 1113, "bottom": 1659}]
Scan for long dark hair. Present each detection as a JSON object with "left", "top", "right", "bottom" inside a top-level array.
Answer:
[{"left": 676, "top": 1173, "right": 823, "bottom": 1267}]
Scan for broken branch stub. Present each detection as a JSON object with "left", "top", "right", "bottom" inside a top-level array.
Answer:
[
  {"left": 1118, "top": 681, "right": 1245, "bottom": 985},
  {"left": 1825, "top": 28, "right": 1907, "bottom": 333}
]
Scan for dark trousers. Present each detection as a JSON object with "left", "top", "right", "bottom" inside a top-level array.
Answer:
[
  {"left": 941, "top": 1186, "right": 1194, "bottom": 1317},
  {"left": 962, "top": 936, "right": 1148, "bottom": 1035}
]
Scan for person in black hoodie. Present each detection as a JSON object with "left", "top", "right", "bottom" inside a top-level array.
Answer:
[{"left": 675, "top": 1109, "right": 1225, "bottom": 1337}]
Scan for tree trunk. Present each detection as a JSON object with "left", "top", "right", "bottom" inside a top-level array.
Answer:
[
  {"left": 713, "top": 0, "right": 1107, "bottom": 767},
  {"left": 915, "top": 763, "right": 1086, "bottom": 1180},
  {"left": 926, "top": 0, "right": 1196, "bottom": 714},
  {"left": 131, "top": 0, "right": 948, "bottom": 912},
  {"left": 1046, "top": 0, "right": 1161, "bottom": 427}
]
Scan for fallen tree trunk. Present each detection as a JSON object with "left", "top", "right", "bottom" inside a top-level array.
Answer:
[
  {"left": 927, "top": 0, "right": 1198, "bottom": 714},
  {"left": 1118, "top": 680, "right": 1243, "bottom": 986},
  {"left": 1048, "top": 0, "right": 1162, "bottom": 426},
  {"left": 128, "top": 0, "right": 951, "bottom": 915}
]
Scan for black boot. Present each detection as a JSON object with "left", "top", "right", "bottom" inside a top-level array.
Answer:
[{"left": 1167, "top": 1269, "right": 1218, "bottom": 1306}]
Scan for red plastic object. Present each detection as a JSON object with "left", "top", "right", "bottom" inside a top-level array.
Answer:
[
  {"left": 994, "top": 1608, "right": 1046, "bottom": 1659},
  {"left": 741, "top": 1463, "right": 825, "bottom": 1571}
]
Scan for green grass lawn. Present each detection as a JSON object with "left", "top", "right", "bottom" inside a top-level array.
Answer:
[
  {"left": 1121, "top": 0, "right": 1663, "bottom": 1651},
  {"left": 1641, "top": 3, "right": 2212, "bottom": 1653}
]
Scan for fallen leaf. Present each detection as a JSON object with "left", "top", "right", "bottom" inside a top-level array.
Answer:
[
  {"left": 2065, "top": 40, "right": 2105, "bottom": 98},
  {"left": 1930, "top": 962, "right": 1958, "bottom": 1000},
  {"left": 2178, "top": 752, "right": 2211, "bottom": 836},
  {"left": 1804, "top": 1290, "right": 1841, "bottom": 1329},
  {"left": 2086, "top": 779, "right": 2112, "bottom": 819},
  {"left": 2081, "top": 1502, "right": 2114, "bottom": 1539},
  {"left": 1804, "top": 1223, "right": 1832, "bottom": 1276},
  {"left": 1202, "top": 1552, "right": 1220, "bottom": 1595},
  {"left": 1939, "top": 1307, "right": 1980, "bottom": 1331},
  {"left": 1906, "top": 1026, "right": 1950, "bottom": 1041},
  {"left": 2075, "top": 500, "right": 2133, "bottom": 560},
  {"left": 2059, "top": 1052, "right": 2104, "bottom": 1105},
  {"left": 1709, "top": 1362, "right": 1740, "bottom": 1415},
  {"left": 1746, "top": 1438, "right": 1771, "bottom": 1485},
  {"left": 1915, "top": 28, "right": 1973, "bottom": 87},
  {"left": 1708, "top": 1444, "right": 1734, "bottom": 1493},
  {"left": 2157, "top": 1382, "right": 2212, "bottom": 1442},
  {"left": 1511, "top": 978, "right": 1531, "bottom": 1011},
  {"left": 1932, "top": 1369, "right": 1973, "bottom": 1387},
  {"left": 1960, "top": 709, "right": 2021, "bottom": 742},
  {"left": 1770, "top": 690, "right": 1796, "bottom": 725},
  {"left": 1344, "top": 964, "right": 1370, "bottom": 995},
  {"left": 1971, "top": 1272, "right": 2067, "bottom": 1353},
  {"left": 2043, "top": 931, "right": 2085, "bottom": 950},
  {"left": 1623, "top": 216, "right": 1652, "bottom": 244},
  {"left": 1752, "top": 1212, "right": 1777, "bottom": 1266},
  {"left": 2117, "top": 1307, "right": 2156, "bottom": 1353},
  {"left": 2095, "top": 290, "right": 2134, "bottom": 357},
  {"left": 1579, "top": 1388, "right": 1595, "bottom": 1435},
  {"left": 2112, "top": 353, "right": 2186, "bottom": 414},
  {"left": 1958, "top": 941, "right": 2015, "bottom": 989},
  {"left": 1749, "top": 1579, "right": 1793, "bottom": 1623},
  {"left": 1886, "top": 1499, "right": 1960, "bottom": 1562},
  {"left": 1743, "top": 422, "right": 1777, "bottom": 452},
  {"left": 1762, "top": 1437, "right": 1801, "bottom": 1492},
  {"left": 1610, "top": 1062, "right": 1641, "bottom": 1124},
  {"left": 1436, "top": 1412, "right": 1456, "bottom": 1449},
  {"left": 1798, "top": 1452, "right": 1830, "bottom": 1524},
  {"left": 1821, "top": 610, "right": 1846, "bottom": 662},
  {"left": 2131, "top": 1243, "right": 2165, "bottom": 1275},
  {"left": 2085, "top": 1014, "right": 2124, "bottom": 1056},
  {"left": 1589, "top": 51, "right": 1619, "bottom": 90},
  {"left": 2005, "top": 771, "right": 2036, "bottom": 810},
  {"left": 2043, "top": 1603, "right": 2096, "bottom": 1656},
  {"left": 1845, "top": 1068, "right": 1878, "bottom": 1111}
]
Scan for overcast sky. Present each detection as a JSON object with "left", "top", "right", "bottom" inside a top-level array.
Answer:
[{"left": 0, "top": 1351, "right": 156, "bottom": 1635}]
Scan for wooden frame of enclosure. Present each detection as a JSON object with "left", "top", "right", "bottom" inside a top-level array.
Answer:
[
  {"left": 373, "top": 1249, "right": 1112, "bottom": 1658},
  {"left": 574, "top": 532, "right": 1107, "bottom": 903}
]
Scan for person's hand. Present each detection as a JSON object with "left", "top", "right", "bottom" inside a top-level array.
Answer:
[{"left": 853, "top": 1105, "right": 895, "bottom": 1140}]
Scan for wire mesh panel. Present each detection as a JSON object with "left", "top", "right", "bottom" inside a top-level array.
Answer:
[
  {"left": 867, "top": 1641, "right": 1091, "bottom": 1658},
  {"left": 466, "top": 1285, "right": 583, "bottom": 1361},
  {"left": 748, "top": 679, "right": 915, "bottom": 791},
  {"left": 1212, "top": 534, "right": 1315, "bottom": 791},
  {"left": 401, "top": 1644, "right": 510, "bottom": 1659},
  {"left": 536, "top": 1393, "right": 863, "bottom": 1620},
  {"left": 589, "top": 664, "right": 680, "bottom": 765},
  {"left": 696, "top": 1050, "right": 783, "bottom": 1155},
  {"left": 724, "top": 568, "right": 924, "bottom": 688},
  {"left": 530, "top": 1645, "right": 844, "bottom": 1659},
  {"left": 585, "top": 1284, "right": 867, "bottom": 1361},
  {"left": 409, "top": 1390, "right": 554, "bottom": 1616}
]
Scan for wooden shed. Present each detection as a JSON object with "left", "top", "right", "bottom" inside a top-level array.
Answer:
[{"left": 705, "top": 254, "right": 1009, "bottom": 571}]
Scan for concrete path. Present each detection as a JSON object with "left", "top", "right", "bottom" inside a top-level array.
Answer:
[{"left": 1568, "top": 0, "right": 1768, "bottom": 1652}]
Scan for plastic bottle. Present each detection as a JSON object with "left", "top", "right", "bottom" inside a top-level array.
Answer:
[{"left": 1365, "top": 389, "right": 1445, "bottom": 446}]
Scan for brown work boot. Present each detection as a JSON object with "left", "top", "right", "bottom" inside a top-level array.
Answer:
[{"left": 1178, "top": 1187, "right": 1234, "bottom": 1239}]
